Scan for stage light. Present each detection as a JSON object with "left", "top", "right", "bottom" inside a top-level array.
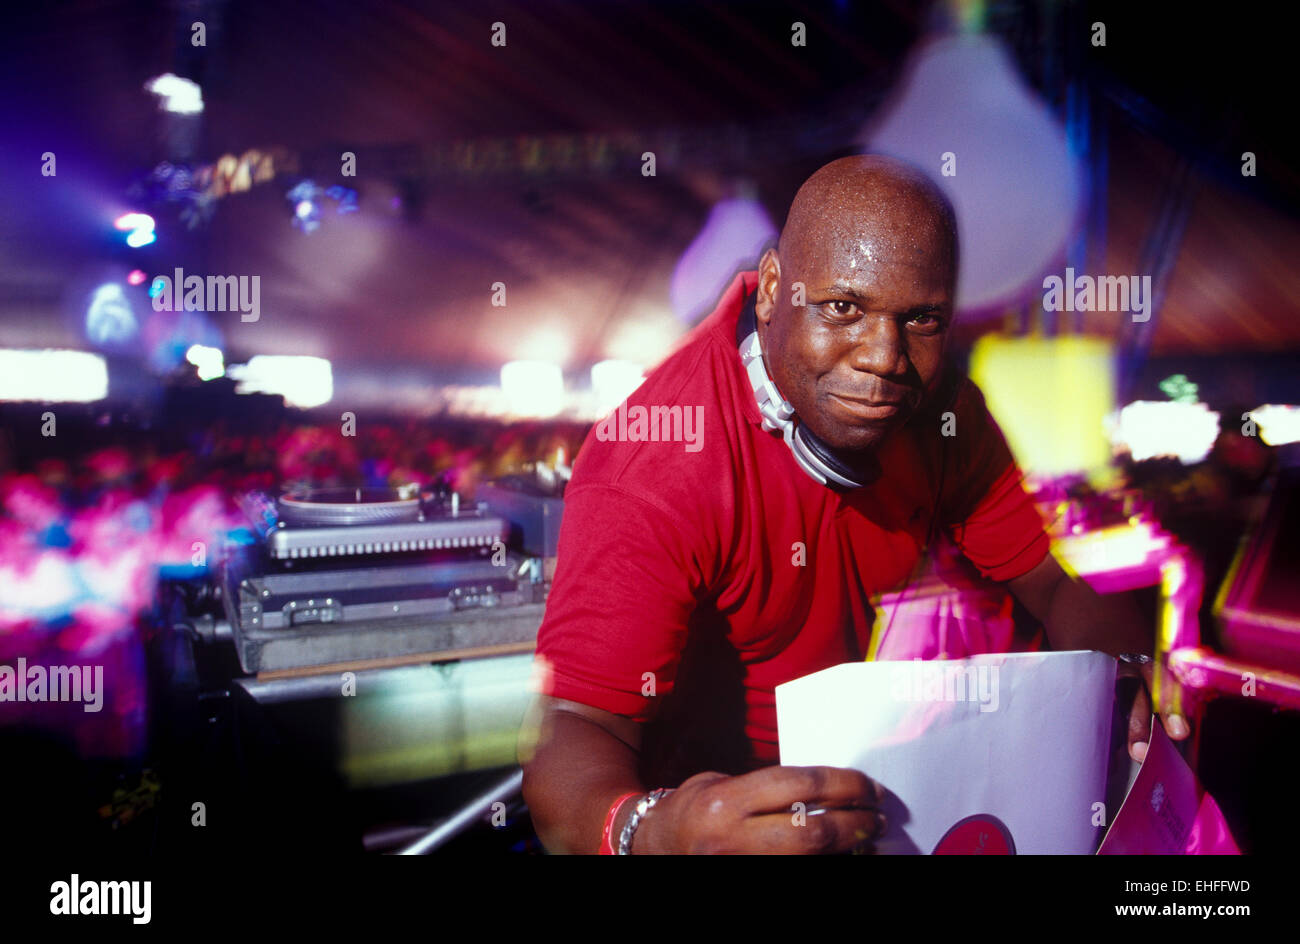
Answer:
[
  {"left": 1158, "top": 374, "right": 1200, "bottom": 404},
  {"left": 1248, "top": 405, "right": 1300, "bottom": 446},
  {"left": 127, "top": 269, "right": 146, "bottom": 286},
  {"left": 185, "top": 344, "right": 225, "bottom": 381},
  {"left": 145, "top": 308, "right": 225, "bottom": 374},
  {"left": 287, "top": 181, "right": 324, "bottom": 233},
  {"left": 1056, "top": 519, "right": 1172, "bottom": 574},
  {"left": 114, "top": 213, "right": 155, "bottom": 232},
  {"left": 144, "top": 73, "right": 204, "bottom": 115},
  {"left": 85, "top": 283, "right": 138, "bottom": 346},
  {"left": 527, "top": 328, "right": 572, "bottom": 367},
  {"left": 603, "top": 310, "right": 680, "bottom": 367},
  {"left": 325, "top": 185, "right": 359, "bottom": 214},
  {"left": 0, "top": 350, "right": 108, "bottom": 402},
  {"left": 501, "top": 361, "right": 563, "bottom": 418},
  {"left": 229, "top": 356, "right": 333, "bottom": 409},
  {"left": 1108, "top": 401, "right": 1220, "bottom": 465},
  {"left": 970, "top": 335, "right": 1115, "bottom": 476},
  {"left": 591, "top": 360, "right": 645, "bottom": 415},
  {"left": 114, "top": 212, "right": 156, "bottom": 248}
]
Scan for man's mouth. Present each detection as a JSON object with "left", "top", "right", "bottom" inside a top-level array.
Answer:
[{"left": 826, "top": 393, "right": 906, "bottom": 422}]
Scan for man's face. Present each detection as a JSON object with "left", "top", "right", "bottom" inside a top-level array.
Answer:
[{"left": 755, "top": 199, "right": 955, "bottom": 454}]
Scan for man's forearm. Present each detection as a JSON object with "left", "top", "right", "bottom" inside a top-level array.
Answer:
[
  {"left": 520, "top": 708, "right": 645, "bottom": 854},
  {"left": 1010, "top": 554, "right": 1153, "bottom": 657},
  {"left": 1042, "top": 571, "right": 1151, "bottom": 656}
]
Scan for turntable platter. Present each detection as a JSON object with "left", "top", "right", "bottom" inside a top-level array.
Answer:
[{"left": 278, "top": 487, "right": 421, "bottom": 527}]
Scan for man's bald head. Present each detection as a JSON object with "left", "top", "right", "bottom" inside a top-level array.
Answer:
[
  {"left": 754, "top": 155, "right": 958, "bottom": 456},
  {"left": 778, "top": 155, "right": 957, "bottom": 283}
]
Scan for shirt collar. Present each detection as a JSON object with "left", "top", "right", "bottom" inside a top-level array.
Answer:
[{"left": 706, "top": 270, "right": 764, "bottom": 429}]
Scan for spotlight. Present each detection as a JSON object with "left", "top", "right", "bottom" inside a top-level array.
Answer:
[
  {"left": 592, "top": 360, "right": 645, "bottom": 414},
  {"left": 0, "top": 350, "right": 109, "bottom": 402},
  {"left": 1109, "top": 401, "right": 1220, "bottom": 465},
  {"left": 286, "top": 181, "right": 324, "bottom": 232},
  {"left": 85, "top": 283, "right": 138, "bottom": 346},
  {"left": 501, "top": 361, "right": 564, "bottom": 418},
  {"left": 185, "top": 344, "right": 225, "bottom": 381},
  {"left": 229, "top": 356, "right": 333, "bottom": 408},
  {"left": 1248, "top": 405, "right": 1300, "bottom": 446},
  {"left": 114, "top": 212, "right": 156, "bottom": 248},
  {"left": 114, "top": 213, "right": 155, "bottom": 232},
  {"left": 144, "top": 73, "right": 204, "bottom": 115}
]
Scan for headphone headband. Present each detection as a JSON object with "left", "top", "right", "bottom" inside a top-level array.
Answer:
[{"left": 736, "top": 291, "right": 867, "bottom": 490}]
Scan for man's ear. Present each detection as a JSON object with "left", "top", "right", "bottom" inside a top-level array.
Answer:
[{"left": 756, "top": 249, "right": 781, "bottom": 326}]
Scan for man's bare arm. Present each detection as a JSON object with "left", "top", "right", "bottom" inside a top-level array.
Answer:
[
  {"left": 1005, "top": 552, "right": 1149, "bottom": 655},
  {"left": 518, "top": 696, "right": 646, "bottom": 854},
  {"left": 518, "top": 694, "right": 886, "bottom": 853}
]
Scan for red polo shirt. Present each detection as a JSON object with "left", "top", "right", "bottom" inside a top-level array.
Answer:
[{"left": 534, "top": 271, "right": 1049, "bottom": 782}]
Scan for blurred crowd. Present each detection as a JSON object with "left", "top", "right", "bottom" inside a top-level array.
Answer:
[{"left": 0, "top": 413, "right": 590, "bottom": 757}]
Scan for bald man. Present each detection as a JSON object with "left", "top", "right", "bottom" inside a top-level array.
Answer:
[{"left": 520, "top": 156, "right": 1187, "bottom": 854}]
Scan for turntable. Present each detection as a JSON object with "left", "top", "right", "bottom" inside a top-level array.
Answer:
[
  {"left": 221, "top": 487, "right": 548, "bottom": 675},
  {"left": 252, "top": 486, "right": 507, "bottom": 559}
]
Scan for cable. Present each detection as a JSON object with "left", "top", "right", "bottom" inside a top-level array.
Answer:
[{"left": 872, "top": 396, "right": 952, "bottom": 661}]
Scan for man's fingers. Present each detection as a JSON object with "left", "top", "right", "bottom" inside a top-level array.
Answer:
[
  {"left": 743, "top": 808, "right": 886, "bottom": 855},
  {"left": 728, "top": 765, "right": 882, "bottom": 816},
  {"left": 1162, "top": 712, "right": 1191, "bottom": 740},
  {"left": 1127, "top": 683, "right": 1153, "bottom": 762}
]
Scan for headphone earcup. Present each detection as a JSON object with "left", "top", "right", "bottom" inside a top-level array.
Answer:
[
  {"left": 737, "top": 288, "right": 870, "bottom": 491},
  {"left": 793, "top": 425, "right": 866, "bottom": 490}
]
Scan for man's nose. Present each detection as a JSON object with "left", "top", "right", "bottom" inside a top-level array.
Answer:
[{"left": 847, "top": 315, "right": 909, "bottom": 378}]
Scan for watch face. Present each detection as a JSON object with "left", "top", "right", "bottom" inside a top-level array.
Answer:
[{"left": 932, "top": 814, "right": 1016, "bottom": 855}]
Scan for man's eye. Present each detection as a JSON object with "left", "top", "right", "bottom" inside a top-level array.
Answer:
[
  {"left": 825, "top": 301, "right": 857, "bottom": 317},
  {"left": 908, "top": 312, "right": 944, "bottom": 331}
]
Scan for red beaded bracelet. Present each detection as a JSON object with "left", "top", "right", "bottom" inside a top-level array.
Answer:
[{"left": 599, "top": 792, "right": 641, "bottom": 855}]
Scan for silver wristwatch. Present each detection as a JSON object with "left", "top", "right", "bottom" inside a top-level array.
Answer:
[{"left": 617, "top": 788, "right": 673, "bottom": 855}]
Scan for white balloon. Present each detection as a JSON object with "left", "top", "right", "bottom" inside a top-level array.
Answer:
[{"left": 863, "top": 34, "right": 1084, "bottom": 315}]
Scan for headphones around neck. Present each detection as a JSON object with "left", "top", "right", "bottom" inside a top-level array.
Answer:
[{"left": 736, "top": 290, "right": 870, "bottom": 490}]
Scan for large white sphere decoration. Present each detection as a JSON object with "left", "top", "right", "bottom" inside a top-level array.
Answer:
[
  {"left": 862, "top": 33, "right": 1084, "bottom": 315},
  {"left": 670, "top": 197, "right": 778, "bottom": 323}
]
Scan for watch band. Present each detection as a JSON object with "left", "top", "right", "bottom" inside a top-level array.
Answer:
[
  {"left": 617, "top": 788, "right": 673, "bottom": 855},
  {"left": 1118, "top": 652, "right": 1153, "bottom": 665}
]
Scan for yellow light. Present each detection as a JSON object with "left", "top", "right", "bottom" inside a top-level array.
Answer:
[{"left": 969, "top": 335, "right": 1115, "bottom": 476}]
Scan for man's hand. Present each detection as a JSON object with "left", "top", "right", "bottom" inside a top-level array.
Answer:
[
  {"left": 1119, "top": 659, "right": 1190, "bottom": 763},
  {"left": 522, "top": 696, "right": 884, "bottom": 854},
  {"left": 631, "top": 765, "right": 887, "bottom": 854}
]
